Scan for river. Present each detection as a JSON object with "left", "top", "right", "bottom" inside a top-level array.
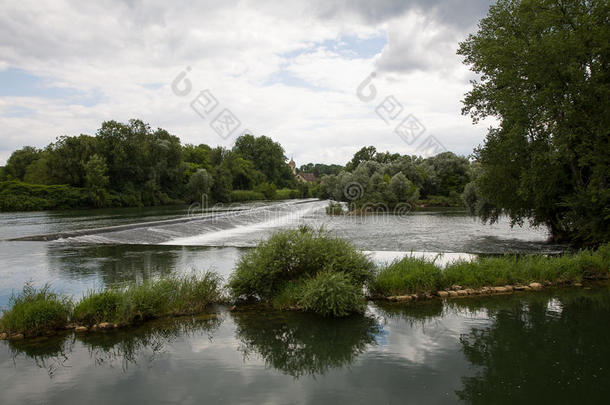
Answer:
[{"left": 2, "top": 199, "right": 607, "bottom": 404}]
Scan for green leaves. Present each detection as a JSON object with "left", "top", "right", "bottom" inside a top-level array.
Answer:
[{"left": 458, "top": 0, "right": 610, "bottom": 246}]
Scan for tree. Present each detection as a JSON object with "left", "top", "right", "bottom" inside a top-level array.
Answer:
[
  {"left": 233, "top": 134, "right": 294, "bottom": 186},
  {"left": 345, "top": 146, "right": 377, "bottom": 171},
  {"left": 84, "top": 154, "right": 109, "bottom": 207},
  {"left": 458, "top": 0, "right": 609, "bottom": 245},
  {"left": 390, "top": 172, "right": 419, "bottom": 203},
  {"left": 4, "top": 146, "right": 41, "bottom": 181},
  {"left": 186, "top": 168, "right": 213, "bottom": 203}
]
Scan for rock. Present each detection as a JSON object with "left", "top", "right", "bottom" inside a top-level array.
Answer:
[
  {"left": 514, "top": 285, "right": 526, "bottom": 291},
  {"left": 504, "top": 285, "right": 514, "bottom": 292},
  {"left": 574, "top": 282, "right": 583, "bottom": 287},
  {"left": 74, "top": 326, "right": 88, "bottom": 333},
  {"left": 229, "top": 306, "right": 237, "bottom": 311},
  {"left": 457, "top": 290, "right": 468, "bottom": 296},
  {"left": 478, "top": 287, "right": 491, "bottom": 294},
  {"left": 493, "top": 286, "right": 508, "bottom": 293},
  {"left": 529, "top": 282, "right": 543, "bottom": 290},
  {"left": 448, "top": 291, "right": 459, "bottom": 297},
  {"left": 0, "top": 332, "right": 7, "bottom": 340},
  {"left": 465, "top": 289, "right": 477, "bottom": 295},
  {"left": 98, "top": 322, "right": 114, "bottom": 329},
  {"left": 425, "top": 294, "right": 434, "bottom": 300},
  {"left": 451, "top": 285, "right": 463, "bottom": 291},
  {"left": 10, "top": 333, "right": 24, "bottom": 340},
  {"left": 437, "top": 291, "right": 449, "bottom": 298},
  {"left": 395, "top": 295, "right": 412, "bottom": 302}
]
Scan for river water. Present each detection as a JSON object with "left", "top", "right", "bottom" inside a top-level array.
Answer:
[{"left": 2, "top": 199, "right": 607, "bottom": 404}]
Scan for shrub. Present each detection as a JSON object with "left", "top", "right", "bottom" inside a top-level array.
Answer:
[
  {"left": 0, "top": 283, "right": 72, "bottom": 336},
  {"left": 228, "top": 227, "right": 374, "bottom": 302},
  {"left": 255, "top": 182, "right": 277, "bottom": 199},
  {"left": 299, "top": 271, "right": 365, "bottom": 317},
  {"left": 275, "top": 188, "right": 300, "bottom": 200},
  {"left": 0, "top": 180, "right": 89, "bottom": 211},
  {"left": 230, "top": 190, "right": 265, "bottom": 202}
]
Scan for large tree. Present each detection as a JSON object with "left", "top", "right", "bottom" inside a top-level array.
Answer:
[{"left": 458, "top": 0, "right": 609, "bottom": 245}]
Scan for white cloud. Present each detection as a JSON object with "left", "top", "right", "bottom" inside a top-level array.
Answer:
[{"left": 0, "top": 0, "right": 493, "bottom": 165}]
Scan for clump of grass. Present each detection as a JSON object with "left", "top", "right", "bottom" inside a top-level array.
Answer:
[
  {"left": 326, "top": 201, "right": 345, "bottom": 215},
  {"left": 369, "top": 256, "right": 443, "bottom": 296},
  {"left": 229, "top": 226, "right": 374, "bottom": 317},
  {"left": 72, "top": 273, "right": 222, "bottom": 326},
  {"left": 370, "top": 244, "right": 610, "bottom": 297},
  {"left": 299, "top": 271, "right": 365, "bottom": 317},
  {"left": 73, "top": 289, "right": 122, "bottom": 326},
  {"left": 0, "top": 283, "right": 72, "bottom": 337}
]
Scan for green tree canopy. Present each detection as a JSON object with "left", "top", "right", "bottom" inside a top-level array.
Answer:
[{"left": 458, "top": 0, "right": 609, "bottom": 245}]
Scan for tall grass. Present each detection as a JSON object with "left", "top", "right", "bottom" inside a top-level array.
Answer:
[
  {"left": 370, "top": 244, "right": 610, "bottom": 297},
  {"left": 73, "top": 273, "right": 222, "bottom": 326},
  {"left": 0, "top": 283, "right": 72, "bottom": 337},
  {"left": 369, "top": 256, "right": 443, "bottom": 296},
  {"left": 1, "top": 273, "right": 222, "bottom": 337}
]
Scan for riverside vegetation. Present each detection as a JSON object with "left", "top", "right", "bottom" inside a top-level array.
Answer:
[
  {"left": 0, "top": 273, "right": 221, "bottom": 339},
  {"left": 2, "top": 230, "right": 608, "bottom": 339}
]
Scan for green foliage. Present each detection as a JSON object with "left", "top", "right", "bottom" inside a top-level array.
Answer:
[
  {"left": 1, "top": 120, "right": 306, "bottom": 211},
  {"left": 370, "top": 257, "right": 444, "bottom": 296},
  {"left": 72, "top": 289, "right": 122, "bottom": 326},
  {"left": 320, "top": 149, "right": 467, "bottom": 208},
  {"left": 228, "top": 227, "right": 374, "bottom": 317},
  {"left": 2, "top": 146, "right": 42, "bottom": 181},
  {"left": 326, "top": 201, "right": 344, "bottom": 215},
  {"left": 72, "top": 273, "right": 222, "bottom": 326},
  {"left": 370, "top": 244, "right": 610, "bottom": 296},
  {"left": 185, "top": 168, "right": 213, "bottom": 203},
  {"left": 233, "top": 134, "right": 295, "bottom": 187},
  {"left": 458, "top": 0, "right": 610, "bottom": 246},
  {"left": 255, "top": 182, "right": 277, "bottom": 199},
  {"left": 0, "top": 181, "right": 89, "bottom": 211},
  {"left": 84, "top": 154, "right": 109, "bottom": 207},
  {"left": 299, "top": 271, "right": 365, "bottom": 317},
  {"left": 230, "top": 190, "right": 265, "bottom": 202},
  {"left": 0, "top": 283, "right": 72, "bottom": 337},
  {"left": 275, "top": 188, "right": 300, "bottom": 199}
]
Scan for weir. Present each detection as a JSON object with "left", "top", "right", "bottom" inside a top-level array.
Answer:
[{"left": 7, "top": 199, "right": 326, "bottom": 245}]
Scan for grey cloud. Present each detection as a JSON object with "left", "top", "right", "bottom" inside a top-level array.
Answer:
[{"left": 310, "top": 0, "right": 494, "bottom": 29}]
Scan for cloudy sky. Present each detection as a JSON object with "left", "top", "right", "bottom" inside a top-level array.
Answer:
[{"left": 0, "top": 0, "right": 495, "bottom": 166}]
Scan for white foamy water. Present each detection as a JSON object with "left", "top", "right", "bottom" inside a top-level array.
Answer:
[{"left": 162, "top": 201, "right": 325, "bottom": 246}]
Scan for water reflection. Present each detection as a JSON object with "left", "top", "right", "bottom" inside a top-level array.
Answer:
[
  {"left": 231, "top": 309, "right": 383, "bottom": 378},
  {"left": 2, "top": 288, "right": 609, "bottom": 403},
  {"left": 5, "top": 314, "right": 221, "bottom": 376},
  {"left": 456, "top": 289, "right": 610, "bottom": 404}
]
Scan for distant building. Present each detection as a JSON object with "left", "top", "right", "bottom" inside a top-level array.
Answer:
[
  {"left": 288, "top": 158, "right": 296, "bottom": 174},
  {"left": 288, "top": 158, "right": 316, "bottom": 183},
  {"left": 296, "top": 172, "right": 316, "bottom": 183}
]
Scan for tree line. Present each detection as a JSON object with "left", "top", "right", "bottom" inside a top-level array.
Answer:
[
  {"left": 318, "top": 146, "right": 472, "bottom": 209},
  {"left": 0, "top": 119, "right": 308, "bottom": 210}
]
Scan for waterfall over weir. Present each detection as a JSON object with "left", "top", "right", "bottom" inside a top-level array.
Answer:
[{"left": 9, "top": 199, "right": 328, "bottom": 247}]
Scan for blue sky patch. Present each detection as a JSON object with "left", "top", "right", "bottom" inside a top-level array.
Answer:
[{"left": 0, "top": 67, "right": 102, "bottom": 107}]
